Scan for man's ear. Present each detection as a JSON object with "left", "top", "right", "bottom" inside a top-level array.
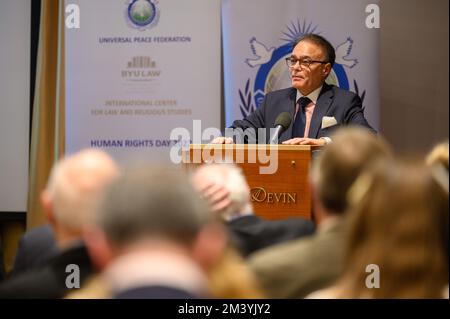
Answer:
[
  {"left": 191, "top": 222, "right": 228, "bottom": 271},
  {"left": 40, "top": 190, "right": 56, "bottom": 226},
  {"left": 83, "top": 226, "right": 114, "bottom": 271},
  {"left": 323, "top": 63, "right": 332, "bottom": 78}
]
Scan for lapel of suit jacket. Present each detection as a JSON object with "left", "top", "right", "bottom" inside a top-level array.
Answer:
[
  {"left": 279, "top": 88, "right": 297, "bottom": 141},
  {"left": 308, "top": 84, "right": 334, "bottom": 138}
]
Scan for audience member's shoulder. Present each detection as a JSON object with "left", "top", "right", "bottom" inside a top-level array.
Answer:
[
  {"left": 0, "top": 265, "right": 56, "bottom": 298},
  {"left": 248, "top": 235, "right": 316, "bottom": 268},
  {"left": 328, "top": 84, "right": 358, "bottom": 99},
  {"left": 283, "top": 217, "right": 315, "bottom": 231},
  {"left": 24, "top": 224, "right": 54, "bottom": 240},
  {"left": 12, "top": 224, "right": 57, "bottom": 276},
  {"left": 266, "top": 87, "right": 295, "bottom": 99}
]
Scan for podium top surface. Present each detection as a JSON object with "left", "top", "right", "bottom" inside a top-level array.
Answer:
[{"left": 188, "top": 144, "right": 321, "bottom": 151}]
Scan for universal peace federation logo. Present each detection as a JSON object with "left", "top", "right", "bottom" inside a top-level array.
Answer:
[{"left": 126, "top": 0, "right": 160, "bottom": 30}]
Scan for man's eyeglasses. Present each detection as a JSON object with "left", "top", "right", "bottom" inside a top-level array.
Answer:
[{"left": 285, "top": 57, "right": 329, "bottom": 68}]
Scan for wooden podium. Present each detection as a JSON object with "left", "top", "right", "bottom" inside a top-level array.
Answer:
[{"left": 182, "top": 144, "right": 321, "bottom": 220}]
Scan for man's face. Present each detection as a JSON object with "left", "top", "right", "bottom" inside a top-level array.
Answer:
[{"left": 289, "top": 40, "right": 331, "bottom": 95}]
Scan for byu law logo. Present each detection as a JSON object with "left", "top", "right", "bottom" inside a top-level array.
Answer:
[
  {"left": 125, "top": 0, "right": 160, "bottom": 30},
  {"left": 239, "top": 20, "right": 366, "bottom": 117},
  {"left": 121, "top": 56, "right": 162, "bottom": 82}
]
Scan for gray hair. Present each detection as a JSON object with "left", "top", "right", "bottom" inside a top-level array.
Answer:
[
  {"left": 293, "top": 33, "right": 336, "bottom": 67},
  {"left": 45, "top": 149, "right": 119, "bottom": 231},
  {"left": 96, "top": 166, "right": 211, "bottom": 247}
]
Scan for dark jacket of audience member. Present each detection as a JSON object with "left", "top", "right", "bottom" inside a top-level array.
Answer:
[
  {"left": 228, "top": 215, "right": 315, "bottom": 257},
  {"left": 0, "top": 241, "right": 93, "bottom": 298},
  {"left": 11, "top": 224, "right": 58, "bottom": 277}
]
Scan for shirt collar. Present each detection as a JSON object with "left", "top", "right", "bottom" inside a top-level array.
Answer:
[{"left": 296, "top": 85, "right": 323, "bottom": 104}]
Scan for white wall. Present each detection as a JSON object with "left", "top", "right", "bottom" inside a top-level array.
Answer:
[
  {"left": 380, "top": 0, "right": 449, "bottom": 152},
  {"left": 0, "top": 0, "right": 30, "bottom": 212}
]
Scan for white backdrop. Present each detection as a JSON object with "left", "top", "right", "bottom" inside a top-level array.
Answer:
[
  {"left": 65, "top": 0, "right": 221, "bottom": 164},
  {"left": 0, "top": 0, "right": 30, "bottom": 212}
]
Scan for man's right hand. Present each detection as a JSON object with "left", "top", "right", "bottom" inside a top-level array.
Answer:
[
  {"left": 197, "top": 182, "right": 231, "bottom": 214},
  {"left": 210, "top": 137, "right": 234, "bottom": 144}
]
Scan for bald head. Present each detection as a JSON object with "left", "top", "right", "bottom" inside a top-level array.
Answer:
[{"left": 44, "top": 149, "right": 119, "bottom": 233}]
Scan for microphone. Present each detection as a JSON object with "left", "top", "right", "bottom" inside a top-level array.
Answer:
[{"left": 269, "top": 112, "right": 292, "bottom": 144}]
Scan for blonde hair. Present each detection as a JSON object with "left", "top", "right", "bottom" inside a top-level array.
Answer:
[
  {"left": 426, "top": 141, "right": 449, "bottom": 171},
  {"left": 207, "top": 247, "right": 265, "bottom": 298},
  {"left": 340, "top": 158, "right": 448, "bottom": 298}
]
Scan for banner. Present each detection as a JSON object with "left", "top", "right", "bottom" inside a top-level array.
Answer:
[
  {"left": 66, "top": 0, "right": 221, "bottom": 164},
  {"left": 222, "top": 0, "right": 379, "bottom": 129}
]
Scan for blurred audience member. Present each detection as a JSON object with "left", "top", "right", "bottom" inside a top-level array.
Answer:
[
  {"left": 0, "top": 149, "right": 118, "bottom": 298},
  {"left": 309, "top": 158, "right": 449, "bottom": 298},
  {"left": 192, "top": 164, "right": 315, "bottom": 257},
  {"left": 426, "top": 141, "right": 449, "bottom": 197},
  {"left": 248, "top": 127, "right": 391, "bottom": 298},
  {"left": 84, "top": 166, "right": 229, "bottom": 299},
  {"left": 426, "top": 141, "right": 449, "bottom": 298},
  {"left": 426, "top": 141, "right": 449, "bottom": 171},
  {"left": 207, "top": 246, "right": 265, "bottom": 298},
  {"left": 11, "top": 224, "right": 58, "bottom": 277}
]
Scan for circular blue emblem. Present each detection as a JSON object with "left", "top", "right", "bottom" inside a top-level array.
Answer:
[{"left": 127, "top": 0, "right": 158, "bottom": 29}]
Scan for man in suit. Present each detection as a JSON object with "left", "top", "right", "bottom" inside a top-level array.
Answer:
[
  {"left": 248, "top": 127, "right": 391, "bottom": 298},
  {"left": 83, "top": 166, "right": 228, "bottom": 299},
  {"left": 10, "top": 224, "right": 58, "bottom": 276},
  {"left": 212, "top": 34, "right": 374, "bottom": 145},
  {"left": 192, "top": 164, "right": 315, "bottom": 257},
  {"left": 0, "top": 149, "right": 119, "bottom": 298}
]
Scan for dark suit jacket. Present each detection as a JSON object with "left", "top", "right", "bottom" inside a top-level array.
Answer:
[
  {"left": 0, "top": 242, "right": 94, "bottom": 298},
  {"left": 230, "top": 84, "right": 375, "bottom": 143},
  {"left": 227, "top": 215, "right": 315, "bottom": 257},
  {"left": 11, "top": 225, "right": 59, "bottom": 277}
]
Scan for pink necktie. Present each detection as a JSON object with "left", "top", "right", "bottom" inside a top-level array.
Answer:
[{"left": 303, "top": 101, "right": 315, "bottom": 138}]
